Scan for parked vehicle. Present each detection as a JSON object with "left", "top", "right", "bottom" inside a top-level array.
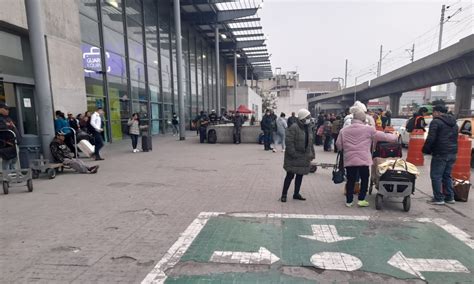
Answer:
[
  {"left": 390, "top": 118, "right": 407, "bottom": 144},
  {"left": 400, "top": 116, "right": 432, "bottom": 147}
]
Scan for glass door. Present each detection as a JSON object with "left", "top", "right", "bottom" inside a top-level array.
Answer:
[{"left": 16, "top": 85, "right": 38, "bottom": 135}]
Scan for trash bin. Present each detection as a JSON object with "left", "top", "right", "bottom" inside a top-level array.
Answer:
[{"left": 19, "top": 135, "right": 42, "bottom": 169}]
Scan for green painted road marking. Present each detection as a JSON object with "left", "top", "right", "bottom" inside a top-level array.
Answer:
[{"left": 142, "top": 213, "right": 473, "bottom": 284}]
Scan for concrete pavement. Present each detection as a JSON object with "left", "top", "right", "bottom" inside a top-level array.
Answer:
[{"left": 0, "top": 133, "right": 472, "bottom": 283}]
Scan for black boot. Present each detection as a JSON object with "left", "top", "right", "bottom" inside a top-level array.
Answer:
[
  {"left": 280, "top": 196, "right": 287, "bottom": 203},
  {"left": 293, "top": 194, "right": 306, "bottom": 201}
]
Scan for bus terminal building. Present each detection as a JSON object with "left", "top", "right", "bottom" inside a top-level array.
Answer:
[{"left": 0, "top": 0, "right": 272, "bottom": 155}]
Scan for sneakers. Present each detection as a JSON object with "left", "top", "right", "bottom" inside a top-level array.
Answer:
[
  {"left": 357, "top": 200, "right": 370, "bottom": 207},
  {"left": 445, "top": 199, "right": 456, "bottom": 204},
  {"left": 430, "top": 199, "right": 445, "bottom": 205},
  {"left": 345, "top": 202, "right": 353, "bottom": 208},
  {"left": 272, "top": 148, "right": 277, "bottom": 153},
  {"left": 280, "top": 196, "right": 287, "bottom": 203}
]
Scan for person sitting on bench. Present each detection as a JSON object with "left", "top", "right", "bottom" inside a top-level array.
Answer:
[{"left": 50, "top": 131, "right": 99, "bottom": 174}]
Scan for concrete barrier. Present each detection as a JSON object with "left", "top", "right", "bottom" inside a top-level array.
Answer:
[{"left": 207, "top": 125, "right": 262, "bottom": 144}]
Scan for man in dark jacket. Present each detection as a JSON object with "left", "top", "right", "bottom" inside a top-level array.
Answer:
[
  {"left": 287, "top": 112, "right": 297, "bottom": 128},
  {"left": 232, "top": 111, "right": 245, "bottom": 144},
  {"left": 198, "top": 112, "right": 209, "bottom": 143},
  {"left": 422, "top": 105, "right": 458, "bottom": 205},
  {"left": 261, "top": 110, "right": 274, "bottom": 151},
  {"left": 50, "top": 132, "right": 99, "bottom": 174},
  {"left": 0, "top": 102, "right": 20, "bottom": 171},
  {"left": 209, "top": 110, "right": 218, "bottom": 125}
]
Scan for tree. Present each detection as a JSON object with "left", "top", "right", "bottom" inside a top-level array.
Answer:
[{"left": 261, "top": 91, "right": 277, "bottom": 111}]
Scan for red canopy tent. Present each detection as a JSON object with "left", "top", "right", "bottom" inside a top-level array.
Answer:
[{"left": 235, "top": 105, "right": 254, "bottom": 114}]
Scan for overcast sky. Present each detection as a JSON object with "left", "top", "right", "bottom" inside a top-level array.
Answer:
[{"left": 260, "top": 0, "right": 473, "bottom": 83}]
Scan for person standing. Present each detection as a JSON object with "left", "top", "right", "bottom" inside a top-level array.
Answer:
[
  {"left": 67, "top": 112, "right": 79, "bottom": 132},
  {"left": 336, "top": 109, "right": 398, "bottom": 207},
  {"left": 209, "top": 110, "right": 218, "bottom": 125},
  {"left": 323, "top": 116, "right": 333, "bottom": 151},
  {"left": 198, "top": 112, "right": 209, "bottom": 143},
  {"left": 128, "top": 113, "right": 141, "bottom": 153},
  {"left": 90, "top": 107, "right": 105, "bottom": 160},
  {"left": 331, "top": 115, "right": 342, "bottom": 153},
  {"left": 261, "top": 110, "right": 274, "bottom": 151},
  {"left": 54, "top": 111, "right": 75, "bottom": 155},
  {"left": 280, "top": 109, "right": 315, "bottom": 202},
  {"left": 232, "top": 111, "right": 245, "bottom": 144},
  {"left": 422, "top": 105, "right": 458, "bottom": 205},
  {"left": 287, "top": 112, "right": 297, "bottom": 128},
  {"left": 0, "top": 103, "right": 20, "bottom": 171},
  {"left": 274, "top": 112, "right": 288, "bottom": 152},
  {"left": 171, "top": 112, "right": 179, "bottom": 136}
]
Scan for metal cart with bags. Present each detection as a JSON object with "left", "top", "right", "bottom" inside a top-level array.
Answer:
[
  {"left": 370, "top": 158, "right": 416, "bottom": 212},
  {"left": 0, "top": 129, "right": 33, "bottom": 194}
]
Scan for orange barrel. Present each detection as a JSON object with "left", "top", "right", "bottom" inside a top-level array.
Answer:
[
  {"left": 406, "top": 129, "right": 425, "bottom": 166},
  {"left": 452, "top": 134, "right": 472, "bottom": 180},
  {"left": 384, "top": 126, "right": 395, "bottom": 133}
]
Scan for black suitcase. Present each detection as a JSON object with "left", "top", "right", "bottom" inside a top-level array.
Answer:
[
  {"left": 142, "top": 135, "right": 152, "bottom": 152},
  {"left": 207, "top": 129, "right": 217, "bottom": 144}
]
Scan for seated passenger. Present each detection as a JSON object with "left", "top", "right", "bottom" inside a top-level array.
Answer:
[{"left": 50, "top": 132, "right": 99, "bottom": 174}]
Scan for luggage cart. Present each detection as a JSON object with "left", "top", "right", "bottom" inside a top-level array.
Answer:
[
  {"left": 369, "top": 159, "right": 415, "bottom": 212},
  {"left": 0, "top": 129, "right": 33, "bottom": 194},
  {"left": 29, "top": 127, "right": 77, "bottom": 179}
]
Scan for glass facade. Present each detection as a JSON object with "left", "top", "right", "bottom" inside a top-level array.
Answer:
[{"left": 78, "top": 0, "right": 225, "bottom": 141}]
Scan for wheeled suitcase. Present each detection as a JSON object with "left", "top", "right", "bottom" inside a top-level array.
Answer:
[
  {"left": 142, "top": 135, "right": 152, "bottom": 152},
  {"left": 78, "top": 140, "right": 95, "bottom": 157},
  {"left": 373, "top": 142, "right": 402, "bottom": 158}
]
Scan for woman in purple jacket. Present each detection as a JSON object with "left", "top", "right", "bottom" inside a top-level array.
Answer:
[{"left": 336, "top": 109, "right": 398, "bottom": 207}]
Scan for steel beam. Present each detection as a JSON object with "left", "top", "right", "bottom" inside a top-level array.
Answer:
[
  {"left": 174, "top": 0, "right": 186, "bottom": 141},
  {"left": 220, "top": 39, "right": 265, "bottom": 50}
]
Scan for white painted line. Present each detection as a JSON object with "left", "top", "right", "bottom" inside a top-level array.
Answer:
[
  {"left": 432, "top": 218, "right": 474, "bottom": 249},
  {"left": 141, "top": 212, "right": 222, "bottom": 284},
  {"left": 210, "top": 247, "right": 279, "bottom": 265},
  {"left": 227, "top": 213, "right": 370, "bottom": 220},
  {"left": 388, "top": 251, "right": 470, "bottom": 280},
  {"left": 299, "top": 225, "right": 354, "bottom": 243},
  {"left": 311, "top": 252, "right": 363, "bottom": 271}
]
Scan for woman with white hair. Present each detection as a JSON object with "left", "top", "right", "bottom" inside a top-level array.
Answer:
[
  {"left": 336, "top": 109, "right": 398, "bottom": 207},
  {"left": 343, "top": 101, "right": 375, "bottom": 128},
  {"left": 280, "top": 109, "right": 315, "bottom": 202}
]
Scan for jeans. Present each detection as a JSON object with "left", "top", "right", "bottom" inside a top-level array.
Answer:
[
  {"left": 430, "top": 154, "right": 456, "bottom": 202},
  {"left": 2, "top": 159, "right": 16, "bottom": 171},
  {"left": 332, "top": 133, "right": 339, "bottom": 153},
  {"left": 324, "top": 135, "right": 332, "bottom": 151},
  {"left": 199, "top": 127, "right": 207, "bottom": 143},
  {"left": 274, "top": 132, "right": 286, "bottom": 150},
  {"left": 172, "top": 124, "right": 179, "bottom": 135},
  {"left": 345, "top": 166, "right": 370, "bottom": 203},
  {"left": 93, "top": 131, "right": 104, "bottom": 158},
  {"left": 263, "top": 130, "right": 272, "bottom": 150},
  {"left": 130, "top": 134, "right": 139, "bottom": 150},
  {"left": 233, "top": 127, "right": 241, "bottom": 144},
  {"left": 281, "top": 172, "right": 303, "bottom": 197}
]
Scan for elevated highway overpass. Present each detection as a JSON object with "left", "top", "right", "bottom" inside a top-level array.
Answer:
[{"left": 308, "top": 35, "right": 474, "bottom": 115}]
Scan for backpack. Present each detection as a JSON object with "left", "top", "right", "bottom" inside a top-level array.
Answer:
[
  {"left": 207, "top": 129, "right": 217, "bottom": 144},
  {"left": 405, "top": 117, "right": 416, "bottom": 133}
]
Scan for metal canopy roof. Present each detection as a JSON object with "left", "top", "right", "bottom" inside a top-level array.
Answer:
[{"left": 180, "top": 0, "right": 273, "bottom": 79}]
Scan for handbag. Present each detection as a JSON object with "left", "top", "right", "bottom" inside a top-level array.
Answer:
[
  {"left": 332, "top": 152, "right": 345, "bottom": 184},
  {"left": 453, "top": 179, "right": 470, "bottom": 202}
]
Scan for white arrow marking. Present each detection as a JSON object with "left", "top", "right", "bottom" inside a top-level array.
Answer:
[
  {"left": 311, "top": 252, "right": 363, "bottom": 271},
  {"left": 388, "top": 251, "right": 470, "bottom": 280},
  {"left": 299, "top": 225, "right": 354, "bottom": 243},
  {"left": 210, "top": 247, "right": 280, "bottom": 265}
]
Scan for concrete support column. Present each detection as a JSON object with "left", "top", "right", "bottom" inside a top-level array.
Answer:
[
  {"left": 233, "top": 50, "right": 237, "bottom": 111},
  {"left": 454, "top": 78, "right": 474, "bottom": 117},
  {"left": 389, "top": 93, "right": 402, "bottom": 116},
  {"left": 215, "top": 27, "right": 221, "bottom": 117},
  {"left": 173, "top": 0, "right": 185, "bottom": 140},
  {"left": 25, "top": 0, "right": 56, "bottom": 160}
]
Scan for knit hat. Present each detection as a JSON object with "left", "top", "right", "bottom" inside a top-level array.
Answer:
[
  {"left": 297, "top": 109, "right": 311, "bottom": 120},
  {"left": 353, "top": 108, "right": 366, "bottom": 122},
  {"left": 350, "top": 101, "right": 367, "bottom": 114}
]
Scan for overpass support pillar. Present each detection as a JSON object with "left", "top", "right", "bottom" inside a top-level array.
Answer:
[
  {"left": 454, "top": 78, "right": 474, "bottom": 116},
  {"left": 389, "top": 93, "right": 402, "bottom": 116}
]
